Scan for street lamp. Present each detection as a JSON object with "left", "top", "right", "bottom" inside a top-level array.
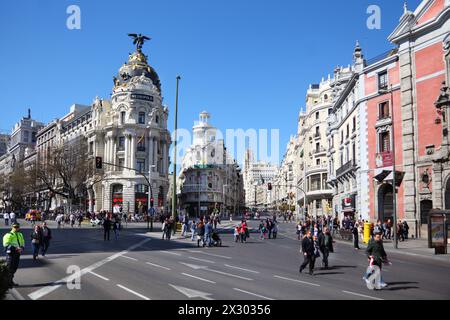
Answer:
[
  {"left": 222, "top": 184, "right": 229, "bottom": 219},
  {"left": 172, "top": 75, "right": 181, "bottom": 233},
  {"left": 147, "top": 164, "right": 156, "bottom": 230}
]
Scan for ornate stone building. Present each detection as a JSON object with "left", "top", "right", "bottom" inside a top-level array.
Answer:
[{"left": 87, "top": 43, "right": 171, "bottom": 214}]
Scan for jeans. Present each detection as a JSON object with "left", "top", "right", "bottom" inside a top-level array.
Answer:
[
  {"left": 353, "top": 234, "right": 359, "bottom": 249},
  {"left": 114, "top": 229, "right": 120, "bottom": 240},
  {"left": 321, "top": 248, "right": 329, "bottom": 267},
  {"left": 204, "top": 233, "right": 212, "bottom": 246},
  {"left": 32, "top": 243, "right": 40, "bottom": 259},
  {"left": 191, "top": 229, "right": 196, "bottom": 241},
  {"left": 6, "top": 252, "right": 20, "bottom": 285}
]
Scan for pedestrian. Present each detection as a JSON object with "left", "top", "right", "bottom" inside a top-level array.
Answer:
[
  {"left": 364, "top": 232, "right": 389, "bottom": 289},
  {"left": 242, "top": 220, "right": 249, "bottom": 241},
  {"left": 386, "top": 219, "right": 392, "bottom": 240},
  {"left": 272, "top": 221, "right": 278, "bottom": 239},
  {"left": 234, "top": 225, "right": 240, "bottom": 242},
  {"left": 69, "top": 213, "right": 75, "bottom": 228},
  {"left": 196, "top": 221, "right": 205, "bottom": 247},
  {"left": 352, "top": 222, "right": 360, "bottom": 250},
  {"left": 296, "top": 221, "right": 302, "bottom": 240},
  {"left": 9, "top": 211, "right": 16, "bottom": 225},
  {"left": 267, "top": 219, "right": 273, "bottom": 239},
  {"left": 190, "top": 220, "right": 197, "bottom": 241},
  {"left": 30, "top": 225, "right": 43, "bottom": 260},
  {"left": 103, "top": 217, "right": 111, "bottom": 241},
  {"left": 40, "top": 221, "right": 52, "bottom": 257},
  {"left": 397, "top": 220, "right": 404, "bottom": 242},
  {"left": 113, "top": 219, "right": 120, "bottom": 240},
  {"left": 299, "top": 230, "right": 315, "bottom": 275},
  {"left": 55, "top": 213, "right": 63, "bottom": 228},
  {"left": 319, "top": 227, "right": 334, "bottom": 269},
  {"left": 402, "top": 221, "right": 409, "bottom": 240},
  {"left": 181, "top": 216, "right": 189, "bottom": 238},
  {"left": 162, "top": 218, "right": 168, "bottom": 240},
  {"left": 166, "top": 217, "right": 173, "bottom": 240},
  {"left": 30, "top": 212, "right": 36, "bottom": 227},
  {"left": 78, "top": 214, "right": 83, "bottom": 227},
  {"left": 259, "top": 220, "right": 267, "bottom": 240},
  {"left": 4, "top": 212, "right": 10, "bottom": 226},
  {"left": 3, "top": 223, "right": 25, "bottom": 287},
  {"left": 204, "top": 221, "right": 213, "bottom": 247}
]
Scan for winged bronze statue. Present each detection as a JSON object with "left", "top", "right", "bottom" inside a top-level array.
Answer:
[{"left": 128, "top": 33, "right": 151, "bottom": 51}]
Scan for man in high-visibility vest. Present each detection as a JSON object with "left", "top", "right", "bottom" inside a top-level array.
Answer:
[{"left": 3, "top": 223, "right": 25, "bottom": 288}]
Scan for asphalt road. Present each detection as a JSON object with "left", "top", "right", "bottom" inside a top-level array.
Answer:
[{"left": 2, "top": 218, "right": 450, "bottom": 300}]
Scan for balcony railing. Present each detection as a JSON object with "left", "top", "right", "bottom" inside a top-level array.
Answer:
[
  {"left": 313, "top": 147, "right": 326, "bottom": 155},
  {"left": 336, "top": 160, "right": 356, "bottom": 178}
]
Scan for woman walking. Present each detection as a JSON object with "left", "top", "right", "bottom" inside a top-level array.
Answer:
[{"left": 30, "top": 225, "right": 43, "bottom": 260}]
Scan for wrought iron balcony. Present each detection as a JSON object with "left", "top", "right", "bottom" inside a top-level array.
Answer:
[{"left": 336, "top": 160, "right": 356, "bottom": 178}]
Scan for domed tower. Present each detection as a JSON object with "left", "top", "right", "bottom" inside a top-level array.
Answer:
[{"left": 94, "top": 34, "right": 171, "bottom": 215}]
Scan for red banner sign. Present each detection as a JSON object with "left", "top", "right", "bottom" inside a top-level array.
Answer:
[{"left": 376, "top": 152, "right": 393, "bottom": 168}]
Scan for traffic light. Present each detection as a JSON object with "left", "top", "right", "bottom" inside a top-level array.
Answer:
[
  {"left": 150, "top": 197, "right": 154, "bottom": 208},
  {"left": 268, "top": 183, "right": 272, "bottom": 191},
  {"left": 95, "top": 157, "right": 103, "bottom": 169}
]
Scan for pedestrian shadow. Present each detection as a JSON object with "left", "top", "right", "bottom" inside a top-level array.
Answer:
[
  {"left": 17, "top": 258, "right": 50, "bottom": 269},
  {"left": 313, "top": 272, "right": 345, "bottom": 276},
  {"left": 386, "top": 286, "right": 419, "bottom": 291},
  {"left": 17, "top": 281, "right": 67, "bottom": 288},
  {"left": 386, "top": 281, "right": 418, "bottom": 285},
  {"left": 327, "top": 265, "right": 357, "bottom": 270}
]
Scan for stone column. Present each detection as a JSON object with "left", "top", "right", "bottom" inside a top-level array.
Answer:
[
  {"left": 130, "top": 135, "right": 136, "bottom": 171},
  {"left": 153, "top": 139, "right": 158, "bottom": 173},
  {"left": 399, "top": 46, "right": 418, "bottom": 237},
  {"left": 149, "top": 136, "right": 154, "bottom": 172},
  {"left": 162, "top": 142, "right": 167, "bottom": 174},
  {"left": 112, "top": 137, "right": 117, "bottom": 168},
  {"left": 124, "top": 134, "right": 130, "bottom": 168}
]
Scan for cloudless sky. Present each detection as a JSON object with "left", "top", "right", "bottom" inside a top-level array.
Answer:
[{"left": 0, "top": 0, "right": 421, "bottom": 165}]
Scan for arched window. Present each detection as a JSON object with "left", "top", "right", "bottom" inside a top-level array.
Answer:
[{"left": 138, "top": 112, "right": 146, "bottom": 124}]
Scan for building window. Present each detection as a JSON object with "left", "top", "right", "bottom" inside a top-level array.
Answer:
[
  {"left": 89, "top": 141, "right": 94, "bottom": 155},
  {"left": 316, "top": 159, "right": 320, "bottom": 166},
  {"left": 155, "top": 115, "right": 159, "bottom": 124},
  {"left": 353, "top": 116, "right": 356, "bottom": 132},
  {"left": 380, "top": 131, "right": 390, "bottom": 152},
  {"left": 138, "top": 112, "right": 146, "bottom": 124},
  {"left": 137, "top": 159, "right": 145, "bottom": 173},
  {"left": 315, "top": 112, "right": 319, "bottom": 120},
  {"left": 315, "top": 127, "right": 320, "bottom": 137},
  {"left": 118, "top": 158, "right": 125, "bottom": 171},
  {"left": 32, "top": 132, "right": 36, "bottom": 143},
  {"left": 120, "top": 111, "right": 126, "bottom": 124},
  {"left": 118, "top": 136, "right": 125, "bottom": 151},
  {"left": 328, "top": 108, "right": 333, "bottom": 115},
  {"left": 378, "top": 71, "right": 388, "bottom": 91},
  {"left": 378, "top": 101, "right": 390, "bottom": 120},
  {"left": 137, "top": 138, "right": 145, "bottom": 152},
  {"left": 346, "top": 124, "right": 349, "bottom": 138},
  {"left": 316, "top": 142, "right": 320, "bottom": 153},
  {"left": 341, "top": 131, "right": 343, "bottom": 143}
]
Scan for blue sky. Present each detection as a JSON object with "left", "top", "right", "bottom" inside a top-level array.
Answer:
[{"left": 0, "top": 0, "right": 421, "bottom": 165}]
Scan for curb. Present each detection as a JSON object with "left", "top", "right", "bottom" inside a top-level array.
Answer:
[{"left": 4, "top": 288, "right": 25, "bottom": 300}]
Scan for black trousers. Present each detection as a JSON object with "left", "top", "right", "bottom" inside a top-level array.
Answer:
[
  {"left": 321, "top": 249, "right": 329, "bottom": 267},
  {"left": 104, "top": 229, "right": 110, "bottom": 241},
  {"left": 353, "top": 234, "right": 359, "bottom": 249},
  {"left": 41, "top": 239, "right": 50, "bottom": 255},
  {"left": 6, "top": 252, "right": 20, "bottom": 284},
  {"left": 300, "top": 254, "right": 315, "bottom": 273}
]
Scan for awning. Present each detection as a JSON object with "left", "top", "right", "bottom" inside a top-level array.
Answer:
[{"left": 374, "top": 170, "right": 391, "bottom": 182}]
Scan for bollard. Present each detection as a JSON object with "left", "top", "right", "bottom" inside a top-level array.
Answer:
[{"left": 364, "top": 222, "right": 372, "bottom": 244}]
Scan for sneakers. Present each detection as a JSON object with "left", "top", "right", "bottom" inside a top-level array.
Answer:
[{"left": 380, "top": 282, "right": 388, "bottom": 288}]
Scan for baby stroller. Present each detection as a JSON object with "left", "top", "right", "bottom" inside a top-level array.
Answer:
[{"left": 211, "top": 231, "right": 222, "bottom": 247}]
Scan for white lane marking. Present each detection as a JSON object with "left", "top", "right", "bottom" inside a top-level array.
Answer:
[
  {"left": 342, "top": 290, "right": 384, "bottom": 300},
  {"left": 189, "top": 250, "right": 232, "bottom": 260},
  {"left": 208, "top": 268, "right": 253, "bottom": 281},
  {"left": 182, "top": 273, "right": 216, "bottom": 284},
  {"left": 28, "top": 237, "right": 152, "bottom": 300},
  {"left": 146, "top": 262, "right": 171, "bottom": 270},
  {"left": 170, "top": 284, "right": 214, "bottom": 300},
  {"left": 233, "top": 288, "right": 274, "bottom": 300},
  {"left": 163, "top": 251, "right": 182, "bottom": 256},
  {"left": 189, "top": 256, "right": 215, "bottom": 264},
  {"left": 88, "top": 271, "right": 110, "bottom": 281},
  {"left": 273, "top": 275, "right": 321, "bottom": 287},
  {"left": 117, "top": 284, "right": 151, "bottom": 300},
  {"left": 121, "top": 255, "right": 138, "bottom": 261},
  {"left": 224, "top": 264, "right": 260, "bottom": 274}
]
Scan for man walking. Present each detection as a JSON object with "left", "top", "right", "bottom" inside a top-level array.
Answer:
[
  {"left": 9, "top": 211, "right": 16, "bottom": 225},
  {"left": 3, "top": 223, "right": 25, "bottom": 287},
  {"left": 319, "top": 227, "right": 334, "bottom": 269},
  {"left": 41, "top": 222, "right": 52, "bottom": 257},
  {"left": 352, "top": 222, "right": 360, "bottom": 250},
  {"left": 365, "top": 232, "right": 389, "bottom": 289},
  {"left": 103, "top": 217, "right": 111, "bottom": 241},
  {"left": 299, "top": 230, "right": 315, "bottom": 275},
  {"left": 4, "top": 212, "right": 10, "bottom": 226}
]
